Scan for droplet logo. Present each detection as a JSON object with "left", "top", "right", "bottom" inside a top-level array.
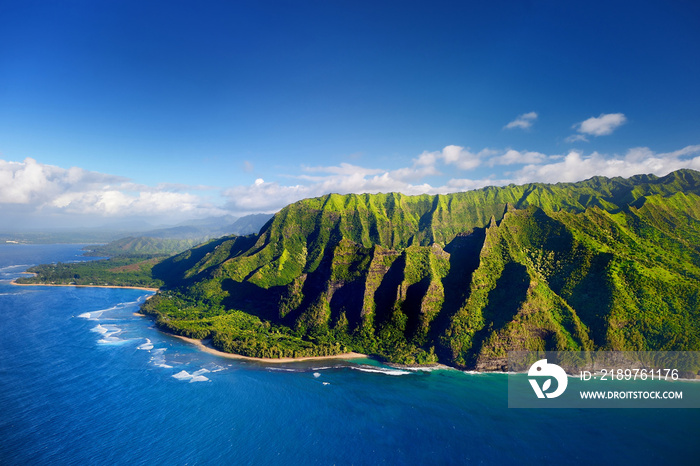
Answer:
[{"left": 528, "top": 359, "right": 568, "bottom": 398}]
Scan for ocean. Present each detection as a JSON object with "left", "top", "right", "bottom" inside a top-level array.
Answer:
[{"left": 1, "top": 244, "right": 698, "bottom": 465}]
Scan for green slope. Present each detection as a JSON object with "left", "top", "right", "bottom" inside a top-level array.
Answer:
[{"left": 141, "top": 169, "right": 700, "bottom": 367}]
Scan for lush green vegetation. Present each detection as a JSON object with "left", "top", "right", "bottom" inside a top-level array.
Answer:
[
  {"left": 18, "top": 169, "right": 700, "bottom": 367},
  {"left": 141, "top": 293, "right": 348, "bottom": 358},
  {"left": 131, "top": 169, "right": 700, "bottom": 366},
  {"left": 16, "top": 255, "right": 164, "bottom": 289},
  {"left": 86, "top": 237, "right": 204, "bottom": 256}
]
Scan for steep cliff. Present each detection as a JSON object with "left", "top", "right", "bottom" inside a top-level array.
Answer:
[{"left": 141, "top": 169, "right": 700, "bottom": 367}]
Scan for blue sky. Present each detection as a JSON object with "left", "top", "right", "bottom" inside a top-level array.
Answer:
[{"left": 1, "top": 1, "right": 699, "bottom": 228}]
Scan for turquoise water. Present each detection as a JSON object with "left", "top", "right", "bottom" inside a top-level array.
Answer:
[{"left": 1, "top": 244, "right": 698, "bottom": 465}]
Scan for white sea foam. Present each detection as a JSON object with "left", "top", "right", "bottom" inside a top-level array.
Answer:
[
  {"left": 80, "top": 299, "right": 144, "bottom": 321},
  {"left": 78, "top": 310, "right": 110, "bottom": 319},
  {"left": 97, "top": 337, "right": 128, "bottom": 345},
  {"left": 90, "top": 324, "right": 108, "bottom": 334},
  {"left": 136, "top": 295, "right": 152, "bottom": 304},
  {"left": 137, "top": 339, "right": 154, "bottom": 350},
  {"left": 171, "top": 367, "right": 212, "bottom": 382},
  {"left": 173, "top": 370, "right": 193, "bottom": 380},
  {"left": 350, "top": 366, "right": 411, "bottom": 376},
  {"left": 322, "top": 382, "right": 330, "bottom": 386},
  {"left": 149, "top": 348, "right": 173, "bottom": 368},
  {"left": 96, "top": 325, "right": 127, "bottom": 344},
  {"left": 117, "top": 298, "right": 143, "bottom": 308},
  {"left": 102, "top": 324, "right": 121, "bottom": 334},
  {"left": 172, "top": 369, "right": 210, "bottom": 382},
  {"left": 207, "top": 364, "right": 225, "bottom": 373},
  {"left": 0, "top": 264, "right": 30, "bottom": 272},
  {"left": 91, "top": 305, "right": 120, "bottom": 314}
]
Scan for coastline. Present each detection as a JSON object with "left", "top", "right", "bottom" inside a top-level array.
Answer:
[
  {"left": 168, "top": 332, "right": 367, "bottom": 364},
  {"left": 10, "top": 278, "right": 460, "bottom": 369},
  {"left": 12, "top": 275, "right": 364, "bottom": 365},
  {"left": 10, "top": 279, "right": 159, "bottom": 293}
]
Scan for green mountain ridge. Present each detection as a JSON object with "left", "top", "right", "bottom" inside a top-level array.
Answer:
[{"left": 140, "top": 169, "right": 700, "bottom": 368}]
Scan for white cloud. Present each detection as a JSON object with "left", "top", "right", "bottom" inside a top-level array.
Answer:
[
  {"left": 564, "top": 134, "right": 589, "bottom": 143},
  {"left": 6, "top": 143, "right": 700, "bottom": 227},
  {"left": 0, "top": 158, "right": 225, "bottom": 222},
  {"left": 414, "top": 145, "right": 498, "bottom": 172},
  {"left": 488, "top": 149, "right": 548, "bottom": 166},
  {"left": 573, "top": 113, "right": 627, "bottom": 137},
  {"left": 224, "top": 181, "right": 314, "bottom": 212},
  {"left": 441, "top": 145, "right": 481, "bottom": 170},
  {"left": 0, "top": 158, "right": 125, "bottom": 205},
  {"left": 505, "top": 112, "right": 538, "bottom": 130},
  {"left": 511, "top": 145, "right": 700, "bottom": 184},
  {"left": 661, "top": 144, "right": 700, "bottom": 158}
]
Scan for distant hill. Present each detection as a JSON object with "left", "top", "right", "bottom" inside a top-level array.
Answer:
[
  {"left": 88, "top": 213, "right": 273, "bottom": 256},
  {"left": 140, "top": 169, "right": 700, "bottom": 367},
  {"left": 225, "top": 214, "right": 273, "bottom": 236},
  {"left": 132, "top": 213, "right": 273, "bottom": 240},
  {"left": 0, "top": 213, "right": 273, "bottom": 247}
]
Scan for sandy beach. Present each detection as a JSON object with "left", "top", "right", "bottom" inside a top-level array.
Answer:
[{"left": 169, "top": 333, "right": 367, "bottom": 364}]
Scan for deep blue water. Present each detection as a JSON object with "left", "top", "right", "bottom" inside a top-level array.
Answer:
[{"left": 1, "top": 244, "right": 699, "bottom": 465}]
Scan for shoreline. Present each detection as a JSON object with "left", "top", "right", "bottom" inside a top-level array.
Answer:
[
  {"left": 137, "top": 314, "right": 456, "bottom": 369},
  {"left": 168, "top": 332, "right": 368, "bottom": 364},
  {"left": 10, "top": 279, "right": 159, "bottom": 293}
]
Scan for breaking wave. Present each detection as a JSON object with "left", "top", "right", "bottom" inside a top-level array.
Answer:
[
  {"left": 137, "top": 339, "right": 154, "bottom": 350},
  {"left": 149, "top": 348, "right": 173, "bottom": 369},
  {"left": 172, "top": 368, "right": 211, "bottom": 383},
  {"left": 349, "top": 366, "right": 411, "bottom": 376}
]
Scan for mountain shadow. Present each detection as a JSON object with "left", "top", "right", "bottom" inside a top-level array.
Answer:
[
  {"left": 432, "top": 229, "right": 486, "bottom": 358},
  {"left": 565, "top": 253, "right": 614, "bottom": 347},
  {"left": 329, "top": 279, "right": 366, "bottom": 332},
  {"left": 220, "top": 278, "right": 284, "bottom": 322},
  {"left": 467, "top": 262, "right": 530, "bottom": 365},
  {"left": 278, "top": 237, "right": 340, "bottom": 328},
  {"left": 373, "top": 253, "right": 406, "bottom": 330},
  {"left": 403, "top": 275, "right": 432, "bottom": 341}
]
